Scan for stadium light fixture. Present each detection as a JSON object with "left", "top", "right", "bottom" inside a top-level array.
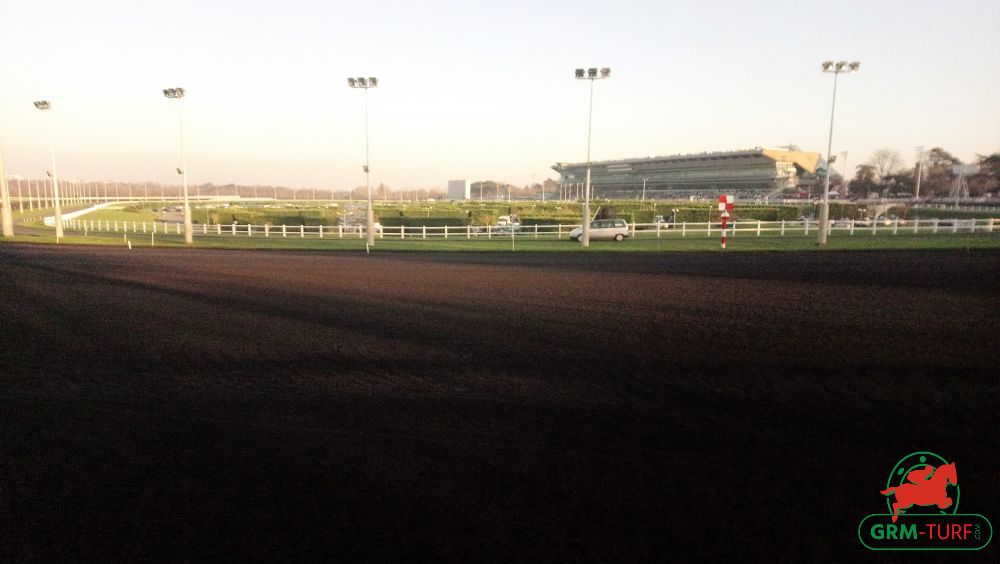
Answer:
[
  {"left": 348, "top": 74, "right": 379, "bottom": 247},
  {"left": 33, "top": 99, "right": 63, "bottom": 241},
  {"left": 162, "top": 86, "right": 193, "bottom": 244},
  {"left": 574, "top": 65, "right": 611, "bottom": 247},
  {"left": 817, "top": 60, "right": 860, "bottom": 245}
]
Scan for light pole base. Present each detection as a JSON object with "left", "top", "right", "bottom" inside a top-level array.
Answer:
[{"left": 366, "top": 205, "right": 375, "bottom": 247}]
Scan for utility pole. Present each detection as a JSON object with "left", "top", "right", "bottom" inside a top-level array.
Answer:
[{"left": 914, "top": 146, "right": 924, "bottom": 201}]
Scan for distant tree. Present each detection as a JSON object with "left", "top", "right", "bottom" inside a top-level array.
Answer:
[
  {"left": 968, "top": 153, "right": 1000, "bottom": 196},
  {"left": 882, "top": 170, "right": 915, "bottom": 196},
  {"left": 921, "top": 147, "right": 963, "bottom": 196},
  {"left": 849, "top": 164, "right": 878, "bottom": 196},
  {"left": 867, "top": 149, "right": 904, "bottom": 186}
]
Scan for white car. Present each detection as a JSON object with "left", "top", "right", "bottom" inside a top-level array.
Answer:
[{"left": 569, "top": 219, "right": 629, "bottom": 242}]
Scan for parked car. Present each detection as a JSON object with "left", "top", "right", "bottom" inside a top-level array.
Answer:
[{"left": 568, "top": 219, "right": 629, "bottom": 242}]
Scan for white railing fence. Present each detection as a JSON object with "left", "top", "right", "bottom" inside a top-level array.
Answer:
[{"left": 53, "top": 217, "right": 997, "bottom": 240}]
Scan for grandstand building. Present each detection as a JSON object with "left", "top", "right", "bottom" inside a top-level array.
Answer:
[{"left": 552, "top": 147, "right": 823, "bottom": 200}]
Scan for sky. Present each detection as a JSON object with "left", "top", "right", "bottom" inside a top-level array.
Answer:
[{"left": 1, "top": 0, "right": 998, "bottom": 190}]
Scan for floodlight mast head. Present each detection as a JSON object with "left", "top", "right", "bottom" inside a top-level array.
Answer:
[
  {"left": 33, "top": 100, "right": 51, "bottom": 110},
  {"left": 162, "top": 88, "right": 185, "bottom": 99},
  {"left": 576, "top": 67, "right": 612, "bottom": 81},
  {"left": 822, "top": 61, "right": 860, "bottom": 74},
  {"left": 348, "top": 76, "right": 378, "bottom": 89}
]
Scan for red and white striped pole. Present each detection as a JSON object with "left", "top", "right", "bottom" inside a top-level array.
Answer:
[{"left": 718, "top": 195, "right": 734, "bottom": 249}]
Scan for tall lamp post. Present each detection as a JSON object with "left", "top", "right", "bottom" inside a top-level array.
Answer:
[
  {"left": 33, "top": 100, "right": 64, "bottom": 240},
  {"left": 818, "top": 61, "right": 859, "bottom": 245},
  {"left": 575, "top": 67, "right": 611, "bottom": 247},
  {"left": 914, "top": 146, "right": 924, "bottom": 201},
  {"left": 1, "top": 151, "right": 13, "bottom": 237},
  {"left": 347, "top": 76, "right": 378, "bottom": 247},
  {"left": 162, "top": 88, "right": 193, "bottom": 244}
]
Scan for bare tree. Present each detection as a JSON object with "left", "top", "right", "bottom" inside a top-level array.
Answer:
[{"left": 868, "top": 149, "right": 904, "bottom": 185}]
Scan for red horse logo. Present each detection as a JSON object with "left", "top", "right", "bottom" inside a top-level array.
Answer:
[{"left": 880, "top": 462, "right": 958, "bottom": 523}]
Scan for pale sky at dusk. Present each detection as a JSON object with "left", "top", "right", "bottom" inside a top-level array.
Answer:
[{"left": 1, "top": 0, "right": 998, "bottom": 190}]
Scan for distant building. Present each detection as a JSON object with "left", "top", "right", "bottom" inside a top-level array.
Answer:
[
  {"left": 552, "top": 148, "right": 823, "bottom": 199},
  {"left": 447, "top": 180, "right": 470, "bottom": 200}
]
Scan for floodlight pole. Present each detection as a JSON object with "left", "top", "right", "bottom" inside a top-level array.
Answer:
[
  {"left": 13, "top": 174, "right": 23, "bottom": 212},
  {"left": 1, "top": 151, "right": 14, "bottom": 237},
  {"left": 914, "top": 146, "right": 924, "bottom": 201},
  {"left": 33, "top": 101, "right": 63, "bottom": 240},
  {"left": 163, "top": 88, "right": 193, "bottom": 244},
  {"left": 364, "top": 86, "right": 374, "bottom": 246},
  {"left": 348, "top": 76, "right": 378, "bottom": 247},
  {"left": 583, "top": 79, "right": 595, "bottom": 247},
  {"left": 818, "top": 61, "right": 859, "bottom": 245},
  {"left": 576, "top": 67, "right": 610, "bottom": 247}
]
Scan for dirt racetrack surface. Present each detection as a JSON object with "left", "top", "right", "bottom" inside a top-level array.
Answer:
[{"left": 1, "top": 245, "right": 998, "bottom": 560}]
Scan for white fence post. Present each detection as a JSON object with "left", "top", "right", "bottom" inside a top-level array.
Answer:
[
  {"left": 422, "top": 226, "right": 426, "bottom": 239},
  {"left": 780, "top": 220, "right": 786, "bottom": 237},
  {"left": 444, "top": 225, "right": 448, "bottom": 239},
  {"left": 757, "top": 220, "right": 761, "bottom": 237},
  {"left": 248, "top": 224, "right": 252, "bottom": 237},
  {"left": 933, "top": 219, "right": 938, "bottom": 234},
  {"left": 216, "top": 224, "right": 221, "bottom": 235},
  {"left": 804, "top": 219, "right": 809, "bottom": 235},
  {"left": 176, "top": 222, "right": 181, "bottom": 235},
  {"left": 319, "top": 224, "right": 323, "bottom": 238},
  {"left": 892, "top": 219, "right": 898, "bottom": 235},
  {"left": 706, "top": 221, "right": 711, "bottom": 237},
  {"left": 265, "top": 224, "right": 270, "bottom": 237},
  {"left": 989, "top": 218, "right": 995, "bottom": 233},
  {"left": 849, "top": 219, "right": 855, "bottom": 236},
  {"left": 682, "top": 222, "right": 687, "bottom": 237},
  {"left": 467, "top": 225, "right": 471, "bottom": 239},
  {"left": 913, "top": 218, "right": 920, "bottom": 234},
  {"left": 300, "top": 224, "right": 305, "bottom": 238},
  {"left": 231, "top": 223, "right": 236, "bottom": 235}
]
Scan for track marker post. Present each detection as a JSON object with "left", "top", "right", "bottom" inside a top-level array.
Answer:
[{"left": 718, "top": 195, "right": 734, "bottom": 249}]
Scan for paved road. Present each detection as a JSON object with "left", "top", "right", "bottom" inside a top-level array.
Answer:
[{"left": 1, "top": 245, "right": 997, "bottom": 560}]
